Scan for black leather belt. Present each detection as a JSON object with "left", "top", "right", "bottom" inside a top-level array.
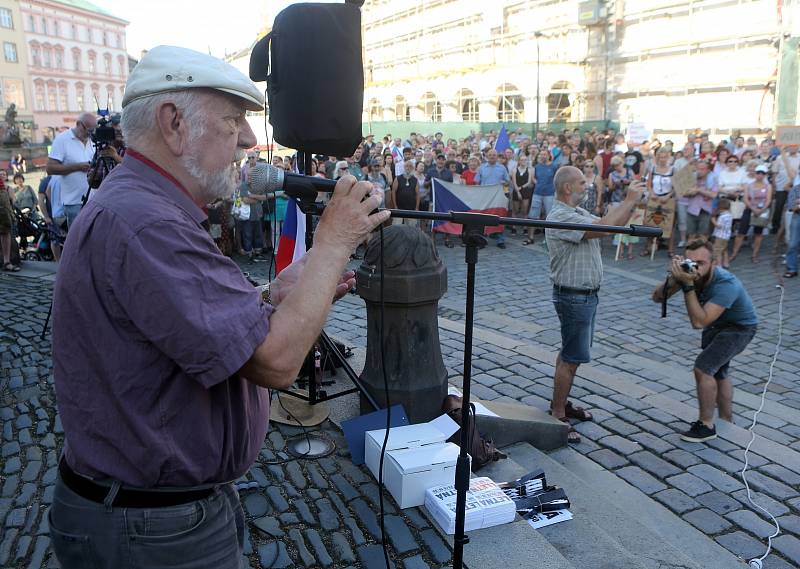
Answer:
[
  {"left": 553, "top": 284, "right": 599, "bottom": 295},
  {"left": 58, "top": 459, "right": 214, "bottom": 508}
]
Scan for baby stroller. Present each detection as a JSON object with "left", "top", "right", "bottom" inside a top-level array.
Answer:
[{"left": 14, "top": 207, "right": 54, "bottom": 262}]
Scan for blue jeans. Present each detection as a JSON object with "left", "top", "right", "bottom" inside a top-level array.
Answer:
[
  {"left": 240, "top": 220, "right": 264, "bottom": 253},
  {"left": 49, "top": 475, "right": 244, "bottom": 569},
  {"left": 552, "top": 287, "right": 599, "bottom": 364},
  {"left": 787, "top": 214, "right": 800, "bottom": 273},
  {"left": 63, "top": 204, "right": 82, "bottom": 229}
]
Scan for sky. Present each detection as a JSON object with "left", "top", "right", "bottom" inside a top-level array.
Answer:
[{"left": 89, "top": 0, "right": 338, "bottom": 59}]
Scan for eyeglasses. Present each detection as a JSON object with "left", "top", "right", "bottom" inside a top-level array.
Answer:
[
  {"left": 756, "top": 171, "right": 766, "bottom": 174},
  {"left": 726, "top": 160, "right": 738, "bottom": 163}
]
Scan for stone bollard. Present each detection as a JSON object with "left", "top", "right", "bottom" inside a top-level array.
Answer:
[{"left": 356, "top": 224, "right": 448, "bottom": 423}]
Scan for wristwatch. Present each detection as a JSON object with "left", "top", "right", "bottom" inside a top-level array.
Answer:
[
  {"left": 259, "top": 283, "right": 272, "bottom": 305},
  {"left": 681, "top": 284, "right": 695, "bottom": 294}
]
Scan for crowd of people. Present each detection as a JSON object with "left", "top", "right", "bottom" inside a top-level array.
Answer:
[{"left": 241, "top": 127, "right": 798, "bottom": 275}]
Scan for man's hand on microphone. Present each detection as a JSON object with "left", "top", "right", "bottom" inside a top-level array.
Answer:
[{"left": 314, "top": 175, "right": 390, "bottom": 256}]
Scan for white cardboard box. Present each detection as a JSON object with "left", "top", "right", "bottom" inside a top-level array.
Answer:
[
  {"left": 385, "top": 442, "right": 460, "bottom": 508},
  {"left": 364, "top": 415, "right": 459, "bottom": 482}
]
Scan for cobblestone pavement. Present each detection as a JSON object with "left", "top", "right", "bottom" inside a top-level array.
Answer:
[{"left": 1, "top": 228, "right": 799, "bottom": 568}]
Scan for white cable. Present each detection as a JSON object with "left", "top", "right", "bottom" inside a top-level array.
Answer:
[{"left": 741, "top": 285, "right": 784, "bottom": 568}]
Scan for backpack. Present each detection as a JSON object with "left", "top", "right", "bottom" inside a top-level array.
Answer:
[{"left": 441, "top": 395, "right": 506, "bottom": 472}]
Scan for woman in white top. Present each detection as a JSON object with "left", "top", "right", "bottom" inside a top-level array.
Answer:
[
  {"left": 645, "top": 148, "right": 676, "bottom": 255},
  {"left": 716, "top": 155, "right": 747, "bottom": 200}
]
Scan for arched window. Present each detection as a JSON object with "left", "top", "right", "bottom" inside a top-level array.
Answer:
[
  {"left": 90, "top": 83, "right": 99, "bottom": 107},
  {"left": 458, "top": 89, "right": 478, "bottom": 121},
  {"left": 54, "top": 46, "right": 64, "bottom": 70},
  {"left": 88, "top": 50, "right": 96, "bottom": 74},
  {"left": 42, "top": 44, "right": 52, "bottom": 68},
  {"left": 421, "top": 91, "right": 441, "bottom": 122},
  {"left": 46, "top": 80, "right": 57, "bottom": 111},
  {"left": 29, "top": 42, "right": 41, "bottom": 67},
  {"left": 75, "top": 82, "right": 85, "bottom": 111},
  {"left": 497, "top": 84, "right": 524, "bottom": 122},
  {"left": 58, "top": 81, "right": 68, "bottom": 111},
  {"left": 394, "top": 96, "right": 408, "bottom": 122},
  {"left": 34, "top": 80, "right": 45, "bottom": 111},
  {"left": 103, "top": 53, "right": 111, "bottom": 75},
  {"left": 117, "top": 55, "right": 126, "bottom": 77},
  {"left": 72, "top": 47, "right": 81, "bottom": 71},
  {"left": 547, "top": 81, "right": 573, "bottom": 122},
  {"left": 106, "top": 84, "right": 115, "bottom": 110},
  {"left": 368, "top": 98, "right": 381, "bottom": 122}
]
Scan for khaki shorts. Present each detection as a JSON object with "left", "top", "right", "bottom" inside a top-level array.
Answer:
[{"left": 712, "top": 238, "right": 728, "bottom": 258}]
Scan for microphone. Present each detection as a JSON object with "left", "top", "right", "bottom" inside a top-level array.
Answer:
[{"left": 247, "top": 163, "right": 336, "bottom": 203}]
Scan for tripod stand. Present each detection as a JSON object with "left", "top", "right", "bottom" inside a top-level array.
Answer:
[{"left": 278, "top": 150, "right": 380, "bottom": 411}]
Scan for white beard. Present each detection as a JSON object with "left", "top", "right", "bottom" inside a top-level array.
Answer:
[{"left": 181, "top": 148, "right": 245, "bottom": 203}]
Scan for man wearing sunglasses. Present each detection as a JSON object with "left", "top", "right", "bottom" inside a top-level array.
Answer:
[{"left": 46, "top": 112, "right": 98, "bottom": 229}]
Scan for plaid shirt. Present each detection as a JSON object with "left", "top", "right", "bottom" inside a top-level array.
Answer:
[{"left": 546, "top": 199, "right": 603, "bottom": 290}]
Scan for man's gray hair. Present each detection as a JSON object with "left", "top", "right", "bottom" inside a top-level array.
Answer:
[
  {"left": 121, "top": 90, "right": 208, "bottom": 150},
  {"left": 554, "top": 166, "right": 582, "bottom": 195}
]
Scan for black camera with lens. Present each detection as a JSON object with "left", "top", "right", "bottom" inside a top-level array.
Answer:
[
  {"left": 91, "top": 114, "right": 116, "bottom": 148},
  {"left": 680, "top": 259, "right": 698, "bottom": 273}
]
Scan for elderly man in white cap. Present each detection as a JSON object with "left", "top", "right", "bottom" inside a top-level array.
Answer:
[{"left": 49, "top": 45, "right": 388, "bottom": 568}]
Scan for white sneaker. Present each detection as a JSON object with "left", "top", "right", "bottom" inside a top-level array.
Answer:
[{"left": 677, "top": 240, "right": 686, "bottom": 247}]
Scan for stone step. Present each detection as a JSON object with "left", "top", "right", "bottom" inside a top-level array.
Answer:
[
  {"left": 471, "top": 446, "right": 650, "bottom": 569},
  {"left": 508, "top": 443, "right": 748, "bottom": 569}
]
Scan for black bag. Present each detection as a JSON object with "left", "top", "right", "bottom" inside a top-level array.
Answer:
[
  {"left": 249, "top": 3, "right": 364, "bottom": 157},
  {"left": 442, "top": 395, "right": 506, "bottom": 472}
]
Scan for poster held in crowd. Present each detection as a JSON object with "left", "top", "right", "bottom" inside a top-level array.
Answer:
[
  {"left": 644, "top": 199, "right": 675, "bottom": 239},
  {"left": 672, "top": 165, "right": 695, "bottom": 198}
]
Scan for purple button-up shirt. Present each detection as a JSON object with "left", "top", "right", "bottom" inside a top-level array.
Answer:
[{"left": 53, "top": 150, "right": 272, "bottom": 487}]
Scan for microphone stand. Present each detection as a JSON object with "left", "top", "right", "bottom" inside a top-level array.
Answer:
[{"left": 301, "top": 201, "right": 660, "bottom": 568}]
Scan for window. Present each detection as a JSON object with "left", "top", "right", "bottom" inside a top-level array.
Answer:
[
  {"left": 103, "top": 53, "right": 111, "bottom": 75},
  {"left": 458, "top": 89, "right": 478, "bottom": 121},
  {"left": 53, "top": 20, "right": 59, "bottom": 37},
  {"left": 117, "top": 55, "right": 125, "bottom": 77},
  {"left": 3, "top": 79, "right": 26, "bottom": 110},
  {"left": 31, "top": 44, "right": 40, "bottom": 67},
  {"left": 26, "top": 15, "right": 33, "bottom": 32},
  {"left": 55, "top": 48, "right": 64, "bottom": 70},
  {"left": 42, "top": 47, "right": 52, "bottom": 68},
  {"left": 47, "top": 83, "right": 57, "bottom": 111},
  {"left": 75, "top": 84, "right": 85, "bottom": 111},
  {"left": 497, "top": 84, "right": 524, "bottom": 122},
  {"left": 421, "top": 92, "right": 441, "bottom": 122},
  {"left": 106, "top": 85, "right": 114, "bottom": 110},
  {"left": 4, "top": 42, "right": 18, "bottom": 63},
  {"left": 71, "top": 24, "right": 76, "bottom": 39},
  {"left": 42, "top": 18, "right": 47, "bottom": 35},
  {"left": 0, "top": 8, "right": 13, "bottom": 29},
  {"left": 394, "top": 96, "right": 408, "bottom": 122},
  {"left": 72, "top": 48, "right": 81, "bottom": 71},
  {"left": 91, "top": 83, "right": 99, "bottom": 106},
  {"left": 116, "top": 33, "right": 122, "bottom": 49},
  {"left": 34, "top": 83, "right": 45, "bottom": 111},
  {"left": 58, "top": 83, "right": 68, "bottom": 111},
  {"left": 547, "top": 81, "right": 572, "bottom": 122},
  {"left": 88, "top": 52, "right": 96, "bottom": 73}
]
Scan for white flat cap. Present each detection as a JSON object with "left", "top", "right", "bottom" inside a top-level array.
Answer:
[{"left": 122, "top": 45, "right": 264, "bottom": 111}]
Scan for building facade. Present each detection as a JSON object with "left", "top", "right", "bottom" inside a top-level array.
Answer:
[
  {"left": 20, "top": 0, "right": 128, "bottom": 142},
  {"left": 0, "top": 0, "right": 34, "bottom": 142},
  {"left": 361, "top": 0, "right": 799, "bottom": 137}
]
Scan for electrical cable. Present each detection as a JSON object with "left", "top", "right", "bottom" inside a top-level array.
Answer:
[
  {"left": 742, "top": 284, "right": 784, "bottom": 569},
  {"left": 375, "top": 223, "right": 393, "bottom": 569}
]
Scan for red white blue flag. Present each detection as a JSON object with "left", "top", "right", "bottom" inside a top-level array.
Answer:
[
  {"left": 432, "top": 179, "right": 508, "bottom": 235},
  {"left": 275, "top": 198, "right": 306, "bottom": 273}
]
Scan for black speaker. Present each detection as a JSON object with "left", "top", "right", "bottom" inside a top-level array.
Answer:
[{"left": 250, "top": 3, "right": 364, "bottom": 157}]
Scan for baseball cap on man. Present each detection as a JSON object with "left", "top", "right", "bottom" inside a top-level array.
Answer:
[
  {"left": 122, "top": 45, "right": 265, "bottom": 111},
  {"left": 755, "top": 164, "right": 769, "bottom": 173}
]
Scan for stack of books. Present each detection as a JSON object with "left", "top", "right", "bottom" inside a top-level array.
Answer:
[{"left": 424, "top": 477, "right": 517, "bottom": 534}]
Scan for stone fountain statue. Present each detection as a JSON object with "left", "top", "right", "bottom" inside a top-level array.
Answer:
[{"left": 3, "top": 103, "right": 22, "bottom": 147}]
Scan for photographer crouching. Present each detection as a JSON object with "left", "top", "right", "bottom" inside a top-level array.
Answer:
[
  {"left": 652, "top": 239, "right": 758, "bottom": 443},
  {"left": 49, "top": 45, "right": 389, "bottom": 568}
]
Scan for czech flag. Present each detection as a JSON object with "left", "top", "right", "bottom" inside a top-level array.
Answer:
[
  {"left": 275, "top": 198, "right": 306, "bottom": 273},
  {"left": 432, "top": 179, "right": 508, "bottom": 235}
]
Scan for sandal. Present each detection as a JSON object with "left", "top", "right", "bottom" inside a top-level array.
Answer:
[
  {"left": 785, "top": 271, "right": 798, "bottom": 278},
  {"left": 557, "top": 417, "right": 581, "bottom": 444},
  {"left": 627, "top": 253, "right": 634, "bottom": 260},
  {"left": 564, "top": 401, "right": 593, "bottom": 422},
  {"left": 522, "top": 239, "right": 533, "bottom": 246}
]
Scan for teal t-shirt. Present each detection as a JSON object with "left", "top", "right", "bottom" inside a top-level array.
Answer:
[{"left": 698, "top": 267, "right": 758, "bottom": 329}]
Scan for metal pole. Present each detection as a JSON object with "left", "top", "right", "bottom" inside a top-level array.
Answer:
[{"left": 535, "top": 32, "right": 541, "bottom": 136}]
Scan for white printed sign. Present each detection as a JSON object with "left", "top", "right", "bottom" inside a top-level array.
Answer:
[
  {"left": 776, "top": 126, "right": 800, "bottom": 147},
  {"left": 527, "top": 509, "right": 573, "bottom": 529}
]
